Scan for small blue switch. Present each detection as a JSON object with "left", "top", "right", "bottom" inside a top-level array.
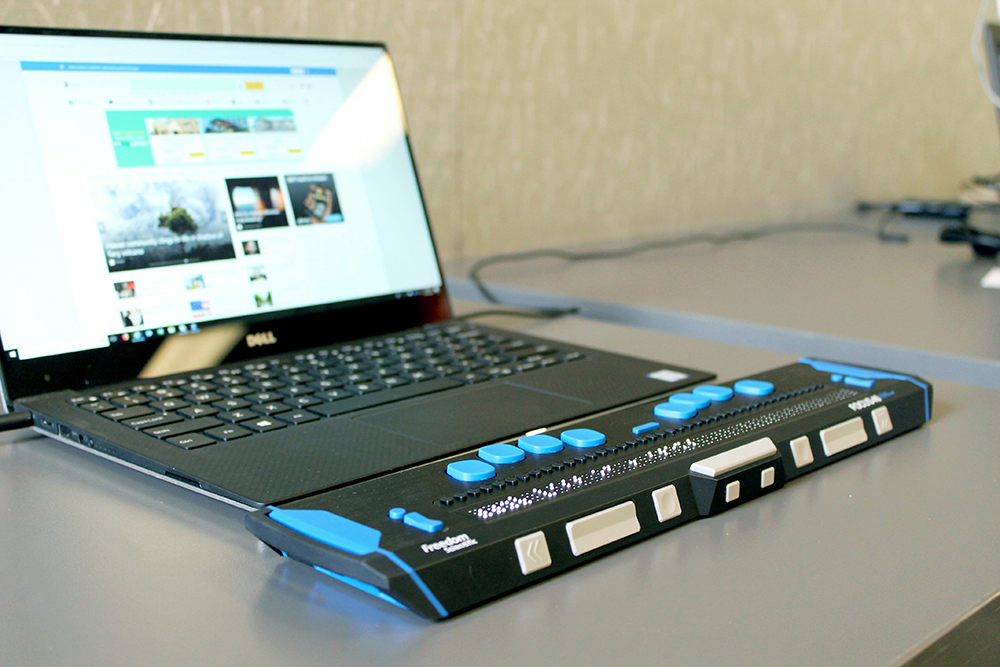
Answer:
[
  {"left": 654, "top": 402, "right": 697, "bottom": 420},
  {"left": 668, "top": 392, "right": 711, "bottom": 409},
  {"left": 388, "top": 507, "right": 406, "bottom": 520},
  {"left": 478, "top": 443, "right": 526, "bottom": 464},
  {"left": 447, "top": 459, "right": 496, "bottom": 482},
  {"left": 561, "top": 428, "right": 606, "bottom": 448},
  {"left": 844, "top": 376, "right": 875, "bottom": 389},
  {"left": 734, "top": 379, "right": 774, "bottom": 396},
  {"left": 403, "top": 512, "right": 443, "bottom": 533},
  {"left": 692, "top": 385, "right": 735, "bottom": 402},
  {"left": 518, "top": 433, "right": 564, "bottom": 454}
]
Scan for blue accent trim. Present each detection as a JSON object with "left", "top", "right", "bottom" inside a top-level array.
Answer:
[
  {"left": 376, "top": 548, "right": 449, "bottom": 618},
  {"left": 21, "top": 61, "right": 337, "bottom": 75},
  {"left": 314, "top": 566, "right": 407, "bottom": 610},
  {"left": 798, "top": 359, "right": 931, "bottom": 421},
  {"left": 268, "top": 508, "right": 381, "bottom": 556}
]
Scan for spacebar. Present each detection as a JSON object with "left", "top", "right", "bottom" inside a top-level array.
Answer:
[{"left": 307, "top": 377, "right": 463, "bottom": 418}]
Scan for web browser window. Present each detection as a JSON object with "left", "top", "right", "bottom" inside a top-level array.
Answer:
[{"left": 0, "top": 34, "right": 441, "bottom": 361}]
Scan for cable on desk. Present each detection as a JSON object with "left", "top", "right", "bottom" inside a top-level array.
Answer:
[
  {"left": 467, "top": 220, "right": 887, "bottom": 306},
  {"left": 0, "top": 411, "right": 33, "bottom": 432},
  {"left": 455, "top": 306, "right": 580, "bottom": 321}
]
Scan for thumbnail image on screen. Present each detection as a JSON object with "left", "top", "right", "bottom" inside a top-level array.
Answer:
[
  {"left": 285, "top": 173, "right": 344, "bottom": 225},
  {"left": 226, "top": 176, "right": 290, "bottom": 230},
  {"left": 93, "top": 180, "right": 237, "bottom": 273}
]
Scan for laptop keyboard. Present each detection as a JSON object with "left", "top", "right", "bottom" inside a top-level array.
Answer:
[{"left": 67, "top": 323, "right": 584, "bottom": 450}]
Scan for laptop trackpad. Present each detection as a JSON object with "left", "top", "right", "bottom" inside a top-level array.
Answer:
[{"left": 356, "top": 382, "right": 592, "bottom": 447}]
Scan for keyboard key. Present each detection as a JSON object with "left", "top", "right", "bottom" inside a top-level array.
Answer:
[
  {"left": 218, "top": 385, "right": 255, "bottom": 398},
  {"left": 316, "top": 388, "right": 352, "bottom": 401},
  {"left": 204, "top": 424, "right": 253, "bottom": 441},
  {"left": 178, "top": 405, "right": 219, "bottom": 419},
  {"left": 247, "top": 392, "right": 281, "bottom": 404},
  {"left": 103, "top": 406, "right": 154, "bottom": 422},
  {"left": 147, "top": 387, "right": 183, "bottom": 400},
  {"left": 216, "top": 409, "right": 257, "bottom": 423},
  {"left": 186, "top": 391, "right": 222, "bottom": 404},
  {"left": 343, "top": 383, "right": 381, "bottom": 395},
  {"left": 275, "top": 410, "right": 321, "bottom": 426},
  {"left": 243, "top": 417, "right": 287, "bottom": 434},
  {"left": 149, "top": 398, "right": 189, "bottom": 412},
  {"left": 252, "top": 402, "right": 291, "bottom": 416},
  {"left": 124, "top": 412, "right": 184, "bottom": 430},
  {"left": 166, "top": 433, "right": 215, "bottom": 449},
  {"left": 77, "top": 400, "right": 116, "bottom": 413},
  {"left": 110, "top": 394, "right": 151, "bottom": 408},
  {"left": 283, "top": 396, "right": 322, "bottom": 408},
  {"left": 144, "top": 416, "right": 224, "bottom": 439},
  {"left": 212, "top": 398, "right": 250, "bottom": 411}
]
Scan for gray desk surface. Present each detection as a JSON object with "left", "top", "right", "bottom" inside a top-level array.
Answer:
[
  {"left": 2, "top": 314, "right": 999, "bottom": 667},
  {"left": 446, "top": 218, "right": 1000, "bottom": 388}
]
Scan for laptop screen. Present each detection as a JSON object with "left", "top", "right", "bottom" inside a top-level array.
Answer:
[{"left": 0, "top": 28, "right": 448, "bottom": 401}]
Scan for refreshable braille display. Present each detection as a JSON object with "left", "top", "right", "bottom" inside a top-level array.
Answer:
[{"left": 246, "top": 358, "right": 932, "bottom": 619}]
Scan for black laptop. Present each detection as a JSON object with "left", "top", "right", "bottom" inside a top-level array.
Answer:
[{"left": 0, "top": 26, "right": 711, "bottom": 509}]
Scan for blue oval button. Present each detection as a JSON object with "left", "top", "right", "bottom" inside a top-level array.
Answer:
[
  {"left": 388, "top": 507, "right": 406, "bottom": 520},
  {"left": 561, "top": 428, "right": 606, "bottom": 448},
  {"left": 654, "top": 402, "right": 697, "bottom": 419},
  {"left": 478, "top": 443, "right": 526, "bottom": 464},
  {"left": 446, "top": 459, "right": 496, "bottom": 482},
  {"left": 733, "top": 379, "right": 774, "bottom": 396},
  {"left": 518, "top": 433, "right": 564, "bottom": 454},
  {"left": 692, "top": 385, "right": 734, "bottom": 401},
  {"left": 668, "top": 392, "right": 711, "bottom": 409}
]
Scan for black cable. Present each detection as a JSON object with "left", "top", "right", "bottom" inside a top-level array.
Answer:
[
  {"left": 876, "top": 211, "right": 911, "bottom": 243},
  {"left": 468, "top": 220, "right": 885, "bottom": 305},
  {"left": 0, "top": 411, "right": 33, "bottom": 432},
  {"left": 455, "top": 306, "right": 580, "bottom": 321}
]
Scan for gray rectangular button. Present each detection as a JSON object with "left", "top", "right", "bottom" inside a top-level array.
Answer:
[
  {"left": 689, "top": 437, "right": 777, "bottom": 478},
  {"left": 565, "top": 501, "right": 640, "bottom": 557},
  {"left": 820, "top": 417, "right": 868, "bottom": 456}
]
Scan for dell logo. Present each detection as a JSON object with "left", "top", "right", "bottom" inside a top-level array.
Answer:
[{"left": 246, "top": 331, "right": 278, "bottom": 348}]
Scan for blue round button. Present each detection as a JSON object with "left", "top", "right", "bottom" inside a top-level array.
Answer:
[
  {"left": 478, "top": 443, "right": 526, "bottom": 464},
  {"left": 692, "top": 385, "right": 735, "bottom": 401},
  {"left": 654, "top": 402, "right": 697, "bottom": 420},
  {"left": 518, "top": 433, "right": 564, "bottom": 454},
  {"left": 388, "top": 507, "right": 406, "bottom": 520},
  {"left": 668, "top": 392, "right": 711, "bottom": 409},
  {"left": 734, "top": 379, "right": 774, "bottom": 396},
  {"left": 560, "top": 428, "right": 606, "bottom": 448},
  {"left": 446, "top": 459, "right": 496, "bottom": 482}
]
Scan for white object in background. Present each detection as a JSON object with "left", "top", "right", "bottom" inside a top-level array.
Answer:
[{"left": 980, "top": 266, "right": 1000, "bottom": 288}]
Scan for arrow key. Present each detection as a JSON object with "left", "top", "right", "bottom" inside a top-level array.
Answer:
[{"left": 514, "top": 531, "right": 552, "bottom": 575}]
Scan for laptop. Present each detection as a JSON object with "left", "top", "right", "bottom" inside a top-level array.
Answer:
[{"left": 0, "top": 26, "right": 711, "bottom": 510}]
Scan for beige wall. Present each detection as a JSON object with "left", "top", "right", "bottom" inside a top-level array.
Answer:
[{"left": 3, "top": 0, "right": 996, "bottom": 259}]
